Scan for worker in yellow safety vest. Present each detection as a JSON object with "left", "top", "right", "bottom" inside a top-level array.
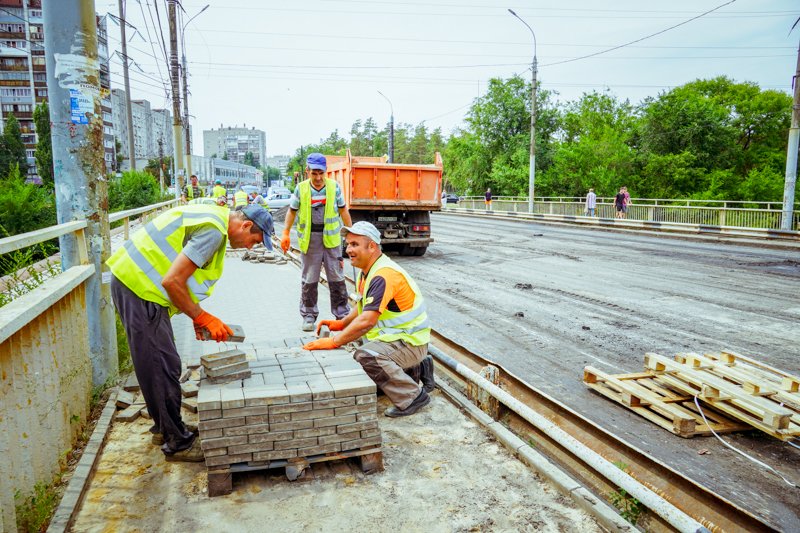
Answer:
[
  {"left": 107, "top": 203, "right": 274, "bottom": 462},
  {"left": 212, "top": 179, "right": 226, "bottom": 199},
  {"left": 233, "top": 188, "right": 248, "bottom": 209},
  {"left": 181, "top": 175, "right": 203, "bottom": 202},
  {"left": 304, "top": 221, "right": 434, "bottom": 417},
  {"left": 281, "top": 153, "right": 352, "bottom": 331}
]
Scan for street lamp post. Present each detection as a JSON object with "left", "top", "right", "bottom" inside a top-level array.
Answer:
[
  {"left": 180, "top": 4, "right": 209, "bottom": 180},
  {"left": 508, "top": 8, "right": 537, "bottom": 213},
  {"left": 378, "top": 91, "right": 394, "bottom": 163}
]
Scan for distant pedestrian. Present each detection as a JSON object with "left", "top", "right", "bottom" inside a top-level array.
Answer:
[
  {"left": 622, "top": 186, "right": 631, "bottom": 218},
  {"left": 484, "top": 188, "right": 492, "bottom": 210},
  {"left": 614, "top": 187, "right": 627, "bottom": 219},
  {"left": 585, "top": 188, "right": 597, "bottom": 217}
]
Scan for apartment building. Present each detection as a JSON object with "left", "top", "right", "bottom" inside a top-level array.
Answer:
[
  {"left": 203, "top": 124, "right": 266, "bottom": 167},
  {"left": 111, "top": 88, "right": 173, "bottom": 166},
  {"left": 0, "top": 1, "right": 114, "bottom": 181},
  {"left": 264, "top": 155, "right": 290, "bottom": 177}
]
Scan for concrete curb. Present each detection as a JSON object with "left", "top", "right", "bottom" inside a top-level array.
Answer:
[
  {"left": 435, "top": 378, "right": 634, "bottom": 533},
  {"left": 47, "top": 388, "right": 118, "bottom": 533}
]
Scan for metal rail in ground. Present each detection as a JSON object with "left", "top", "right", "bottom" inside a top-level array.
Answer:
[{"left": 273, "top": 240, "right": 773, "bottom": 532}]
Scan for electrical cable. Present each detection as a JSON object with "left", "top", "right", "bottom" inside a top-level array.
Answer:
[{"left": 693, "top": 396, "right": 798, "bottom": 488}]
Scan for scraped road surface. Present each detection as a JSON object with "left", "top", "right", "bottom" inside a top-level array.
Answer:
[{"left": 394, "top": 213, "right": 800, "bottom": 530}]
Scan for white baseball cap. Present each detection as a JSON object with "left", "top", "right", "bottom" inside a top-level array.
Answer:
[{"left": 341, "top": 221, "right": 381, "bottom": 244}]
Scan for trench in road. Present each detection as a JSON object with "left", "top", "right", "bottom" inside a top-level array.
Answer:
[{"left": 388, "top": 214, "right": 800, "bottom": 530}]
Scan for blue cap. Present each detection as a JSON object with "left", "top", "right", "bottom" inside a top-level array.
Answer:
[
  {"left": 241, "top": 204, "right": 274, "bottom": 251},
  {"left": 306, "top": 153, "right": 327, "bottom": 171}
]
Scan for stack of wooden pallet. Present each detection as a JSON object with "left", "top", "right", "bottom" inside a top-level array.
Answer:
[{"left": 583, "top": 350, "right": 800, "bottom": 440}]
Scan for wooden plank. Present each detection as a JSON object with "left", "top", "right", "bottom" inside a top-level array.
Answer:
[
  {"left": 0, "top": 264, "right": 95, "bottom": 344},
  {"left": 677, "top": 353, "right": 778, "bottom": 396},
  {"left": 645, "top": 353, "right": 795, "bottom": 430}
]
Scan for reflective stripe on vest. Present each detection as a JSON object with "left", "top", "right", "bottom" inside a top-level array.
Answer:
[
  {"left": 357, "top": 254, "right": 430, "bottom": 346},
  {"left": 234, "top": 190, "right": 248, "bottom": 207},
  {"left": 106, "top": 205, "right": 229, "bottom": 316},
  {"left": 296, "top": 178, "right": 341, "bottom": 253}
]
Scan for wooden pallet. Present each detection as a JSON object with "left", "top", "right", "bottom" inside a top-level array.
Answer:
[
  {"left": 207, "top": 446, "right": 383, "bottom": 497},
  {"left": 645, "top": 353, "right": 800, "bottom": 441},
  {"left": 583, "top": 366, "right": 748, "bottom": 437}
]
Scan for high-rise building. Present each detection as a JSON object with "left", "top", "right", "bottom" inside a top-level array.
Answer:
[
  {"left": 203, "top": 124, "right": 266, "bottom": 167},
  {"left": 111, "top": 88, "right": 172, "bottom": 166},
  {"left": 0, "top": 2, "right": 114, "bottom": 181},
  {"left": 264, "top": 155, "right": 290, "bottom": 177}
]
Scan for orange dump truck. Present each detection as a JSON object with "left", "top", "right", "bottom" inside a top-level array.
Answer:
[{"left": 325, "top": 150, "right": 443, "bottom": 257}]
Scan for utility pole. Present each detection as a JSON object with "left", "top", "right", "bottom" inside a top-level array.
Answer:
[
  {"left": 182, "top": 53, "right": 192, "bottom": 178},
  {"left": 117, "top": 0, "right": 136, "bottom": 170},
  {"left": 781, "top": 38, "right": 800, "bottom": 230},
  {"left": 167, "top": 0, "right": 184, "bottom": 200},
  {"left": 44, "top": 0, "right": 117, "bottom": 385},
  {"left": 509, "top": 9, "right": 537, "bottom": 213},
  {"left": 158, "top": 137, "right": 165, "bottom": 195},
  {"left": 378, "top": 91, "right": 394, "bottom": 163}
]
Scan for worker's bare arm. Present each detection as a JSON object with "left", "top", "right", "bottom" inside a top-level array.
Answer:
[
  {"left": 161, "top": 252, "right": 203, "bottom": 319},
  {"left": 339, "top": 206, "right": 352, "bottom": 228},
  {"left": 333, "top": 310, "right": 378, "bottom": 346}
]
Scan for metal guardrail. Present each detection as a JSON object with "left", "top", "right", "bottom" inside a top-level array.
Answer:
[
  {"left": 453, "top": 197, "right": 800, "bottom": 231},
  {"left": 0, "top": 198, "right": 176, "bottom": 531}
]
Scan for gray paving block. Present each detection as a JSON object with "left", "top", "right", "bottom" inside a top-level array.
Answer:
[
  {"left": 291, "top": 408, "right": 335, "bottom": 421},
  {"left": 197, "top": 386, "right": 222, "bottom": 411},
  {"left": 223, "top": 405, "right": 270, "bottom": 418},
  {"left": 361, "top": 428, "right": 380, "bottom": 438},
  {"left": 245, "top": 415, "right": 269, "bottom": 425},
  {"left": 332, "top": 382, "right": 375, "bottom": 398},
  {"left": 200, "top": 435, "right": 247, "bottom": 451},
  {"left": 307, "top": 379, "right": 335, "bottom": 400},
  {"left": 181, "top": 398, "right": 198, "bottom": 413},
  {"left": 274, "top": 437, "right": 318, "bottom": 450},
  {"left": 250, "top": 359, "right": 281, "bottom": 369},
  {"left": 356, "top": 412, "right": 378, "bottom": 422},
  {"left": 115, "top": 390, "right": 136, "bottom": 408},
  {"left": 201, "top": 349, "right": 247, "bottom": 369},
  {"left": 285, "top": 382, "right": 312, "bottom": 403},
  {"left": 318, "top": 431, "right": 360, "bottom": 445},
  {"left": 263, "top": 372, "right": 288, "bottom": 385},
  {"left": 294, "top": 426, "right": 337, "bottom": 438},
  {"left": 207, "top": 370, "right": 251, "bottom": 384},
  {"left": 313, "top": 414, "right": 356, "bottom": 428},
  {"left": 229, "top": 442, "right": 274, "bottom": 455},
  {"left": 297, "top": 442, "right": 342, "bottom": 456},
  {"left": 247, "top": 433, "right": 276, "bottom": 445},
  {"left": 219, "top": 387, "right": 245, "bottom": 409},
  {"left": 199, "top": 409, "right": 222, "bottom": 421},
  {"left": 202, "top": 428, "right": 223, "bottom": 439},
  {"left": 313, "top": 397, "right": 355, "bottom": 409},
  {"left": 206, "top": 452, "right": 252, "bottom": 467},
  {"left": 337, "top": 420, "right": 379, "bottom": 434},
  {"left": 206, "top": 360, "right": 250, "bottom": 378},
  {"left": 341, "top": 435, "right": 382, "bottom": 451},
  {"left": 270, "top": 419, "right": 313, "bottom": 432},
  {"left": 204, "top": 447, "right": 228, "bottom": 458},
  {"left": 267, "top": 413, "right": 291, "bottom": 423},
  {"left": 201, "top": 324, "right": 245, "bottom": 343},
  {"left": 242, "top": 373, "right": 265, "bottom": 387},
  {"left": 324, "top": 369, "right": 366, "bottom": 379},
  {"left": 243, "top": 386, "right": 290, "bottom": 407},
  {"left": 180, "top": 381, "right": 199, "bottom": 398},
  {"left": 115, "top": 404, "right": 142, "bottom": 422},
  {"left": 198, "top": 416, "right": 246, "bottom": 431},
  {"left": 253, "top": 449, "right": 297, "bottom": 461},
  {"left": 355, "top": 394, "right": 377, "bottom": 405},
  {"left": 223, "top": 423, "right": 271, "bottom": 437},
  {"left": 270, "top": 401, "right": 312, "bottom": 414}
]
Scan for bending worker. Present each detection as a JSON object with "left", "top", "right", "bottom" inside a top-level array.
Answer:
[
  {"left": 107, "top": 203, "right": 274, "bottom": 462},
  {"left": 281, "top": 153, "right": 352, "bottom": 331},
  {"left": 304, "top": 221, "right": 434, "bottom": 417},
  {"left": 234, "top": 187, "right": 249, "bottom": 209}
]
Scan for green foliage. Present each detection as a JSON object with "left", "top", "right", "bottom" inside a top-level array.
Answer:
[
  {"left": 0, "top": 164, "right": 56, "bottom": 237},
  {"left": 264, "top": 166, "right": 281, "bottom": 181},
  {"left": 221, "top": 151, "right": 228, "bottom": 160},
  {"left": 144, "top": 155, "right": 172, "bottom": 185},
  {"left": 33, "top": 102, "right": 53, "bottom": 190},
  {"left": 609, "top": 487, "right": 644, "bottom": 525},
  {"left": 0, "top": 113, "right": 29, "bottom": 176},
  {"left": 108, "top": 170, "right": 161, "bottom": 211},
  {"left": 0, "top": 244, "right": 59, "bottom": 302},
  {"left": 15, "top": 480, "right": 60, "bottom": 533},
  {"left": 116, "top": 313, "right": 132, "bottom": 374},
  {"left": 243, "top": 151, "right": 256, "bottom": 167}
]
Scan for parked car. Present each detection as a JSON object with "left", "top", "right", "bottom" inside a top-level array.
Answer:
[
  {"left": 443, "top": 193, "right": 460, "bottom": 204},
  {"left": 265, "top": 192, "right": 292, "bottom": 211}
]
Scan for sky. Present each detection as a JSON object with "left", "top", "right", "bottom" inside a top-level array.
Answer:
[{"left": 97, "top": 0, "right": 799, "bottom": 158}]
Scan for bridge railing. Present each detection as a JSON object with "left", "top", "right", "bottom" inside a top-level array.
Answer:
[
  {"left": 455, "top": 197, "right": 800, "bottom": 231},
  {"left": 0, "top": 198, "right": 176, "bottom": 531}
]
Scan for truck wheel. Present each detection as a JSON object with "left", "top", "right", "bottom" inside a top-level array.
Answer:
[
  {"left": 400, "top": 244, "right": 415, "bottom": 256},
  {"left": 413, "top": 245, "right": 427, "bottom": 256}
]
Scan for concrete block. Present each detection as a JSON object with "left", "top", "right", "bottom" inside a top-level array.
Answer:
[
  {"left": 243, "top": 386, "right": 290, "bottom": 407},
  {"left": 123, "top": 373, "right": 140, "bottom": 392},
  {"left": 201, "top": 428, "right": 223, "bottom": 439},
  {"left": 318, "top": 431, "right": 360, "bottom": 445},
  {"left": 270, "top": 420, "right": 313, "bottom": 432},
  {"left": 341, "top": 435, "right": 382, "bottom": 451},
  {"left": 270, "top": 401, "right": 313, "bottom": 414},
  {"left": 253, "top": 449, "right": 297, "bottom": 461},
  {"left": 115, "top": 390, "right": 136, "bottom": 408},
  {"left": 324, "top": 369, "right": 366, "bottom": 379},
  {"left": 206, "top": 452, "right": 252, "bottom": 467},
  {"left": 267, "top": 413, "right": 292, "bottom": 423},
  {"left": 229, "top": 442, "right": 274, "bottom": 455},
  {"left": 207, "top": 370, "right": 251, "bottom": 384},
  {"left": 179, "top": 368, "right": 192, "bottom": 383},
  {"left": 204, "top": 448, "right": 228, "bottom": 458},
  {"left": 115, "top": 404, "right": 142, "bottom": 422},
  {"left": 219, "top": 388, "right": 245, "bottom": 409},
  {"left": 200, "top": 435, "right": 247, "bottom": 451},
  {"left": 313, "top": 414, "right": 356, "bottom": 428},
  {"left": 263, "top": 372, "right": 288, "bottom": 385},
  {"left": 223, "top": 423, "right": 269, "bottom": 437},
  {"left": 181, "top": 381, "right": 199, "bottom": 398},
  {"left": 355, "top": 394, "right": 377, "bottom": 405},
  {"left": 294, "top": 426, "right": 337, "bottom": 438},
  {"left": 201, "top": 349, "right": 246, "bottom": 369},
  {"left": 274, "top": 437, "right": 318, "bottom": 451},
  {"left": 242, "top": 373, "right": 265, "bottom": 387},
  {"left": 197, "top": 387, "right": 222, "bottom": 411},
  {"left": 223, "top": 405, "right": 270, "bottom": 418},
  {"left": 199, "top": 409, "right": 222, "bottom": 421},
  {"left": 313, "top": 397, "right": 355, "bottom": 409},
  {"left": 297, "top": 442, "right": 342, "bottom": 456},
  {"left": 307, "top": 379, "right": 335, "bottom": 400},
  {"left": 290, "top": 408, "right": 335, "bottom": 421},
  {"left": 285, "top": 382, "right": 312, "bottom": 402},
  {"left": 361, "top": 428, "right": 380, "bottom": 438},
  {"left": 318, "top": 325, "right": 331, "bottom": 338},
  {"left": 356, "top": 412, "right": 378, "bottom": 422},
  {"left": 198, "top": 416, "right": 246, "bottom": 431},
  {"left": 206, "top": 361, "right": 250, "bottom": 378},
  {"left": 181, "top": 398, "right": 198, "bottom": 413},
  {"left": 139, "top": 405, "right": 152, "bottom": 419},
  {"left": 201, "top": 324, "right": 245, "bottom": 343},
  {"left": 330, "top": 378, "right": 376, "bottom": 398},
  {"left": 337, "top": 421, "right": 379, "bottom": 434}
]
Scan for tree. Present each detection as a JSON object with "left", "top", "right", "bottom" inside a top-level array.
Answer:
[
  {"left": 221, "top": 151, "right": 228, "bottom": 160},
  {"left": 0, "top": 164, "right": 55, "bottom": 237},
  {"left": 243, "top": 151, "right": 255, "bottom": 167},
  {"left": 114, "top": 137, "right": 124, "bottom": 169},
  {"left": 108, "top": 170, "right": 161, "bottom": 211},
  {"left": 1, "top": 113, "right": 28, "bottom": 177},
  {"left": 33, "top": 102, "right": 53, "bottom": 189},
  {"left": 144, "top": 155, "right": 172, "bottom": 186}
]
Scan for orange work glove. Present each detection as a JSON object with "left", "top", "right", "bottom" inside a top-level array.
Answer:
[
  {"left": 193, "top": 311, "right": 233, "bottom": 342},
  {"left": 303, "top": 337, "right": 339, "bottom": 351},
  {"left": 316, "top": 319, "right": 345, "bottom": 335},
  {"left": 280, "top": 228, "right": 291, "bottom": 253}
]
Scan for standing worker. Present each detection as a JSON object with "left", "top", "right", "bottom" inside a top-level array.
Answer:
[
  {"left": 107, "top": 203, "right": 274, "bottom": 462},
  {"left": 212, "top": 179, "right": 226, "bottom": 199},
  {"left": 181, "top": 174, "right": 203, "bottom": 203},
  {"left": 234, "top": 187, "right": 249, "bottom": 209},
  {"left": 303, "top": 221, "right": 435, "bottom": 417},
  {"left": 281, "top": 153, "right": 352, "bottom": 331}
]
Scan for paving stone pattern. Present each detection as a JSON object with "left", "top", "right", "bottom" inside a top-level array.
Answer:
[{"left": 197, "top": 347, "right": 380, "bottom": 468}]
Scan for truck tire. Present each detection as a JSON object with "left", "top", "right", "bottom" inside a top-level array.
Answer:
[
  {"left": 400, "top": 244, "right": 416, "bottom": 256},
  {"left": 413, "top": 245, "right": 428, "bottom": 256}
]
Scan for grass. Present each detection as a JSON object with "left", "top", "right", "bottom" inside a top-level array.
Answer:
[
  {"left": 0, "top": 244, "right": 60, "bottom": 308},
  {"left": 116, "top": 314, "right": 133, "bottom": 375},
  {"left": 14, "top": 480, "right": 61, "bottom": 533}
]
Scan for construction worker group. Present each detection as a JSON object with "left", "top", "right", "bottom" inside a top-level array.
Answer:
[{"left": 109, "top": 153, "right": 433, "bottom": 464}]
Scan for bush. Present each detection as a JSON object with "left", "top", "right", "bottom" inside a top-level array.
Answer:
[
  {"left": 108, "top": 170, "right": 161, "bottom": 211},
  {"left": 0, "top": 164, "right": 56, "bottom": 238}
]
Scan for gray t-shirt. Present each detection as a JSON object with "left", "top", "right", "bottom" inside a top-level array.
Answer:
[
  {"left": 182, "top": 224, "right": 225, "bottom": 268},
  {"left": 289, "top": 182, "right": 346, "bottom": 225}
]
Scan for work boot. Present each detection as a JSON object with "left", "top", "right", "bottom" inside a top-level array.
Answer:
[
  {"left": 384, "top": 390, "right": 431, "bottom": 418},
  {"left": 301, "top": 317, "right": 315, "bottom": 332},
  {"left": 151, "top": 423, "right": 198, "bottom": 445},
  {"left": 164, "top": 437, "right": 204, "bottom": 463},
  {"left": 420, "top": 355, "right": 436, "bottom": 393}
]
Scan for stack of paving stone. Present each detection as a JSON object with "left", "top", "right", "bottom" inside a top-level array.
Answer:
[
  {"left": 201, "top": 349, "right": 252, "bottom": 384},
  {"left": 197, "top": 347, "right": 380, "bottom": 469}
]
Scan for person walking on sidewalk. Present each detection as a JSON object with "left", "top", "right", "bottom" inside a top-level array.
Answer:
[
  {"left": 303, "top": 221, "right": 434, "bottom": 418},
  {"left": 484, "top": 187, "right": 492, "bottom": 210},
  {"left": 585, "top": 188, "right": 597, "bottom": 217},
  {"left": 281, "top": 153, "right": 352, "bottom": 332},
  {"left": 107, "top": 203, "right": 274, "bottom": 462}
]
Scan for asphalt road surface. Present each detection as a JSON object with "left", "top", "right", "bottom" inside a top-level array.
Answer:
[{"left": 392, "top": 212, "right": 800, "bottom": 530}]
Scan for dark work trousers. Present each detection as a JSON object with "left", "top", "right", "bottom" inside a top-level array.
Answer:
[
  {"left": 111, "top": 276, "right": 195, "bottom": 454},
  {"left": 300, "top": 232, "right": 350, "bottom": 320}
]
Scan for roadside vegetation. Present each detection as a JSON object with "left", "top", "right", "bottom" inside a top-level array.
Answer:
[{"left": 288, "top": 75, "right": 793, "bottom": 204}]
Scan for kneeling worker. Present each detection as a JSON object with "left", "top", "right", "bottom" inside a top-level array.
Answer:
[
  {"left": 303, "top": 221, "right": 434, "bottom": 417},
  {"left": 107, "top": 203, "right": 274, "bottom": 461}
]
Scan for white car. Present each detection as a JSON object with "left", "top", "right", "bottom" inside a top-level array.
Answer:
[{"left": 266, "top": 192, "right": 292, "bottom": 211}]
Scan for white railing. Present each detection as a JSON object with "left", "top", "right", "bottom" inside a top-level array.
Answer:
[{"left": 454, "top": 197, "right": 800, "bottom": 231}]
